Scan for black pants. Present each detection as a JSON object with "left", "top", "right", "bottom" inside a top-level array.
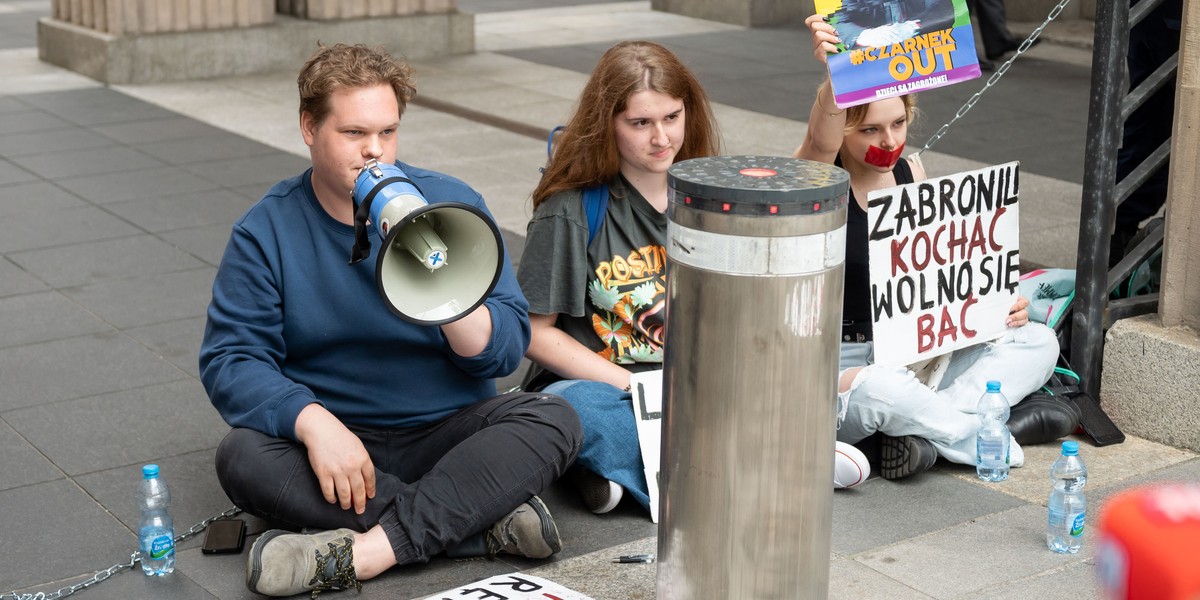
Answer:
[
  {"left": 971, "top": 0, "right": 1016, "bottom": 58},
  {"left": 215, "top": 392, "right": 581, "bottom": 565}
]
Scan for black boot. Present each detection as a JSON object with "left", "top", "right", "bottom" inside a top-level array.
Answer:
[{"left": 1008, "top": 392, "right": 1082, "bottom": 446}]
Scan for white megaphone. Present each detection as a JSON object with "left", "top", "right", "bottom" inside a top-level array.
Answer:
[{"left": 349, "top": 159, "right": 504, "bottom": 326}]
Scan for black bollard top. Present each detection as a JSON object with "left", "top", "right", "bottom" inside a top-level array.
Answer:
[{"left": 668, "top": 155, "right": 849, "bottom": 217}]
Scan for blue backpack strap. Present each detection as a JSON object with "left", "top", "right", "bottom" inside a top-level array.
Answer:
[
  {"left": 583, "top": 183, "right": 608, "bottom": 247},
  {"left": 546, "top": 125, "right": 565, "bottom": 158}
]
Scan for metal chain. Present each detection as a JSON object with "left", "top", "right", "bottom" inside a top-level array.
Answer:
[
  {"left": 1, "top": 507, "right": 242, "bottom": 600},
  {"left": 918, "top": 0, "right": 1074, "bottom": 154}
]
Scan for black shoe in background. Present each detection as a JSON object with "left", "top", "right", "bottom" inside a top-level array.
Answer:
[
  {"left": 879, "top": 435, "right": 938, "bottom": 480},
  {"left": 1009, "top": 393, "right": 1083, "bottom": 446}
]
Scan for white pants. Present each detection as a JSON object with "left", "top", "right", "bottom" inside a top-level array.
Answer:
[{"left": 836, "top": 323, "right": 1059, "bottom": 466}]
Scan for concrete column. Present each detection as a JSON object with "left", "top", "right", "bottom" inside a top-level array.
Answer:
[
  {"left": 1100, "top": 0, "right": 1200, "bottom": 453},
  {"left": 49, "top": 0, "right": 273, "bottom": 35},
  {"left": 39, "top": 0, "right": 472, "bottom": 84},
  {"left": 651, "top": 0, "right": 813, "bottom": 27},
  {"left": 1159, "top": 0, "right": 1200, "bottom": 330},
  {"left": 277, "top": 0, "right": 454, "bottom": 20}
]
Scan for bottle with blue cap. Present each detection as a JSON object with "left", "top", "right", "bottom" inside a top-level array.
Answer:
[
  {"left": 137, "top": 464, "right": 175, "bottom": 575},
  {"left": 1047, "top": 440, "right": 1088, "bottom": 553},
  {"left": 975, "top": 380, "right": 1011, "bottom": 481}
]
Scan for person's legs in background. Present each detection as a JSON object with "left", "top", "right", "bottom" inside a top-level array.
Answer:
[{"left": 543, "top": 379, "right": 650, "bottom": 513}]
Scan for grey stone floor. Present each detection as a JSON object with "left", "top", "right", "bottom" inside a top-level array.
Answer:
[{"left": 2, "top": 2, "right": 1195, "bottom": 599}]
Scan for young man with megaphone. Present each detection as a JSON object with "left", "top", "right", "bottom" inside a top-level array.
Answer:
[{"left": 200, "top": 43, "right": 582, "bottom": 598}]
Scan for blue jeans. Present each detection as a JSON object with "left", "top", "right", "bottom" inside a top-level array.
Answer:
[
  {"left": 214, "top": 392, "right": 581, "bottom": 565},
  {"left": 543, "top": 380, "right": 651, "bottom": 510}
]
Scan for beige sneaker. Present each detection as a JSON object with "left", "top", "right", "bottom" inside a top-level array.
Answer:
[
  {"left": 486, "top": 496, "right": 562, "bottom": 559},
  {"left": 246, "top": 528, "right": 361, "bottom": 597}
]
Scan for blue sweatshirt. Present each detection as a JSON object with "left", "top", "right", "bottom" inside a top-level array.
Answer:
[{"left": 200, "top": 162, "right": 529, "bottom": 441}]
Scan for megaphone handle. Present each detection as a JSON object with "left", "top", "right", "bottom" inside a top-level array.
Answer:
[
  {"left": 350, "top": 174, "right": 425, "bottom": 264},
  {"left": 350, "top": 189, "right": 374, "bottom": 264}
]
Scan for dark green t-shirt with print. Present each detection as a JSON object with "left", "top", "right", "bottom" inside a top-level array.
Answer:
[{"left": 518, "top": 175, "right": 667, "bottom": 383}]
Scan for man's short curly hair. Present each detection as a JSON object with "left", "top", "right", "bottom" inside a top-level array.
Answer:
[{"left": 297, "top": 43, "right": 416, "bottom": 127}]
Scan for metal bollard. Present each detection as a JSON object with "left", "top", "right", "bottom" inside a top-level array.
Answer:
[{"left": 657, "top": 156, "right": 849, "bottom": 599}]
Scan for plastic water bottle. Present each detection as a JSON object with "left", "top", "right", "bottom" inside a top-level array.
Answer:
[
  {"left": 1047, "top": 440, "right": 1088, "bottom": 553},
  {"left": 137, "top": 464, "right": 175, "bottom": 575},
  {"left": 976, "top": 380, "right": 1011, "bottom": 481}
]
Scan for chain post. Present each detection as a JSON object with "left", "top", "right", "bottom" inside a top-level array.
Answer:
[
  {"left": 917, "top": 0, "right": 1074, "bottom": 155},
  {"left": 1, "top": 508, "right": 241, "bottom": 600}
]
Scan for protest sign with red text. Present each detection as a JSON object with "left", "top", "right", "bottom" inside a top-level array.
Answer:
[{"left": 866, "top": 162, "right": 1020, "bottom": 366}]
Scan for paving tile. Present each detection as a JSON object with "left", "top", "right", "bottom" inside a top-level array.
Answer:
[
  {"left": 0, "top": 179, "right": 87, "bottom": 216},
  {"left": 171, "top": 545, "right": 275, "bottom": 600},
  {"left": 134, "top": 133, "right": 279, "bottom": 166},
  {"left": 0, "top": 108, "right": 73, "bottom": 135},
  {"left": 831, "top": 467, "right": 1027, "bottom": 554},
  {"left": 964, "top": 559, "right": 1100, "bottom": 599},
  {"left": 0, "top": 125, "right": 117, "bottom": 157},
  {"left": 92, "top": 116, "right": 226, "bottom": 145},
  {"left": 0, "top": 205, "right": 141, "bottom": 253},
  {"left": 20, "top": 87, "right": 181, "bottom": 126},
  {"left": 855, "top": 504, "right": 1093, "bottom": 598},
  {"left": 104, "top": 188, "right": 256, "bottom": 233},
  {"left": 459, "top": 0, "right": 632, "bottom": 11},
  {"left": 7, "top": 379, "right": 227, "bottom": 476},
  {"left": 0, "top": 6, "right": 47, "bottom": 50},
  {"left": 0, "top": 479, "right": 137, "bottom": 592},
  {"left": 8, "top": 234, "right": 207, "bottom": 288},
  {"left": 125, "top": 316, "right": 208, "bottom": 378},
  {"left": 0, "top": 290, "right": 113, "bottom": 349},
  {"left": 55, "top": 164, "right": 222, "bottom": 205},
  {"left": 0, "top": 331, "right": 187, "bottom": 411},
  {"left": 160, "top": 222, "right": 237, "bottom": 267},
  {"left": 0, "top": 95, "right": 27, "bottom": 113},
  {"left": 182, "top": 153, "right": 312, "bottom": 189},
  {"left": 664, "top": 29, "right": 802, "bottom": 68},
  {"left": 10, "top": 144, "right": 166, "bottom": 179},
  {"left": 1087, "top": 455, "right": 1200, "bottom": 521},
  {"left": 829, "top": 557, "right": 936, "bottom": 599},
  {"left": 943, "top": 434, "right": 1199, "bottom": 505},
  {"left": 0, "top": 256, "right": 47, "bottom": 297},
  {"left": 61, "top": 266, "right": 216, "bottom": 329},
  {"left": 523, "top": 536, "right": 658, "bottom": 600},
  {"left": 14, "top": 564, "right": 220, "bottom": 600},
  {"left": 0, "top": 156, "right": 37, "bottom": 185},
  {"left": 74, "top": 449, "right": 241, "bottom": 540},
  {"left": 0, "top": 419, "right": 62, "bottom": 492}
]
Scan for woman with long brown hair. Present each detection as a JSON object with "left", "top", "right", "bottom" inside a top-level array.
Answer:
[{"left": 518, "top": 40, "right": 870, "bottom": 515}]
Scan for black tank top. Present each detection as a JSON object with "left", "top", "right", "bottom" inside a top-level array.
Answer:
[{"left": 839, "top": 157, "right": 915, "bottom": 339}]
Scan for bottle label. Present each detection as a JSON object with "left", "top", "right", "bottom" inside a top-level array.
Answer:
[
  {"left": 1070, "top": 512, "right": 1086, "bottom": 537},
  {"left": 148, "top": 534, "right": 175, "bottom": 559}
]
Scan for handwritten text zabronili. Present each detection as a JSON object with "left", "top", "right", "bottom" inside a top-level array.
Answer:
[{"left": 866, "top": 162, "right": 1021, "bottom": 366}]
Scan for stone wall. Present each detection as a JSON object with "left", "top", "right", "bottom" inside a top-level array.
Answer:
[
  {"left": 51, "top": 0, "right": 274, "bottom": 35},
  {"left": 39, "top": 0, "right": 470, "bottom": 84},
  {"left": 276, "top": 0, "right": 455, "bottom": 20}
]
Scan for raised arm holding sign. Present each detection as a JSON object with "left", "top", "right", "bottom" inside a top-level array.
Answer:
[
  {"left": 795, "top": 19, "right": 1071, "bottom": 479},
  {"left": 814, "top": 0, "right": 982, "bottom": 108}
]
